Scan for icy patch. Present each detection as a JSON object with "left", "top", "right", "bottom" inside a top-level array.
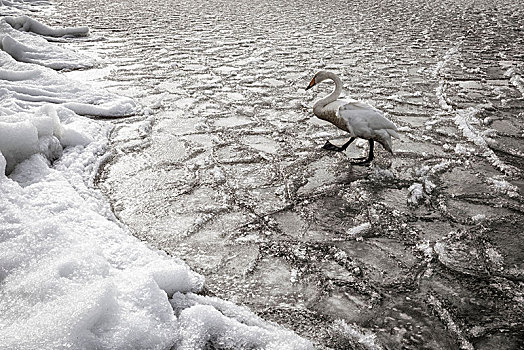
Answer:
[
  {"left": 434, "top": 231, "right": 487, "bottom": 276},
  {"left": 242, "top": 134, "right": 280, "bottom": 154},
  {"left": 329, "top": 319, "right": 384, "bottom": 350}
]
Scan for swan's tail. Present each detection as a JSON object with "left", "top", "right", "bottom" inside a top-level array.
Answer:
[
  {"left": 376, "top": 132, "right": 394, "bottom": 154},
  {"left": 379, "top": 129, "right": 400, "bottom": 154},
  {"left": 387, "top": 129, "right": 401, "bottom": 139}
]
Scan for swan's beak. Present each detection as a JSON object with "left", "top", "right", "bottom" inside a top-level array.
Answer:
[{"left": 305, "top": 78, "right": 316, "bottom": 90}]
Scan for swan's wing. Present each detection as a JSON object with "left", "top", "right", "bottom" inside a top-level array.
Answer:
[
  {"left": 337, "top": 101, "right": 400, "bottom": 153},
  {"left": 338, "top": 101, "right": 398, "bottom": 136}
]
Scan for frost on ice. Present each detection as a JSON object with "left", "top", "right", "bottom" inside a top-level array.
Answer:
[{"left": 0, "top": 6, "right": 312, "bottom": 350}]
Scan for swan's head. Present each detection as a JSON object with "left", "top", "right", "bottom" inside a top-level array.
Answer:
[{"left": 305, "top": 71, "right": 331, "bottom": 90}]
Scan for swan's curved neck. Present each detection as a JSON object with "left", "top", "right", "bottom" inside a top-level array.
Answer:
[{"left": 313, "top": 72, "right": 343, "bottom": 111}]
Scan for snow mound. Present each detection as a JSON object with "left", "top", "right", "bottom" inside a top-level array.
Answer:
[
  {"left": 0, "top": 104, "right": 65, "bottom": 173},
  {"left": 172, "top": 293, "right": 313, "bottom": 350},
  {"left": 0, "top": 103, "right": 105, "bottom": 174},
  {"left": 0, "top": 15, "right": 94, "bottom": 70}
]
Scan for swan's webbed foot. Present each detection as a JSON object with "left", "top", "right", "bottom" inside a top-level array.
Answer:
[
  {"left": 322, "top": 138, "right": 355, "bottom": 153},
  {"left": 349, "top": 139, "right": 374, "bottom": 166},
  {"left": 323, "top": 140, "right": 344, "bottom": 152}
]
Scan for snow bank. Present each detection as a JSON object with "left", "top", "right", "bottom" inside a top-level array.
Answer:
[
  {"left": 0, "top": 104, "right": 64, "bottom": 173},
  {"left": 0, "top": 5, "right": 312, "bottom": 350},
  {"left": 0, "top": 149, "right": 203, "bottom": 349},
  {"left": 0, "top": 16, "right": 132, "bottom": 118},
  {"left": 4, "top": 15, "right": 88, "bottom": 37}
]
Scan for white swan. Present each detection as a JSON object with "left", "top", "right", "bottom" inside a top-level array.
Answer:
[{"left": 306, "top": 71, "right": 400, "bottom": 165}]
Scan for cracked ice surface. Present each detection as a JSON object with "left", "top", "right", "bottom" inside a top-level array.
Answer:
[{"left": 51, "top": 0, "right": 524, "bottom": 348}]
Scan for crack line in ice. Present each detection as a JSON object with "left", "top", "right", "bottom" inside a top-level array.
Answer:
[
  {"left": 427, "top": 295, "right": 475, "bottom": 350},
  {"left": 434, "top": 45, "right": 519, "bottom": 176}
]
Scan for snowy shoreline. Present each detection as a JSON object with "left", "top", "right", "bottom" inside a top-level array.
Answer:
[{"left": 0, "top": 2, "right": 312, "bottom": 349}]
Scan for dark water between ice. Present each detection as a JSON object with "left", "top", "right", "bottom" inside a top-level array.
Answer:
[{"left": 50, "top": 0, "right": 523, "bottom": 348}]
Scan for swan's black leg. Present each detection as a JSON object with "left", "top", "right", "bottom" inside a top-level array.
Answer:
[
  {"left": 351, "top": 140, "right": 374, "bottom": 165},
  {"left": 323, "top": 137, "right": 355, "bottom": 152}
]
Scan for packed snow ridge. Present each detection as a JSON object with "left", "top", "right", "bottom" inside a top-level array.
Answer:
[{"left": 0, "top": 5, "right": 312, "bottom": 350}]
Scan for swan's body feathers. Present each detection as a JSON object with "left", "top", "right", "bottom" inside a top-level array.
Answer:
[{"left": 315, "top": 99, "right": 350, "bottom": 132}]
